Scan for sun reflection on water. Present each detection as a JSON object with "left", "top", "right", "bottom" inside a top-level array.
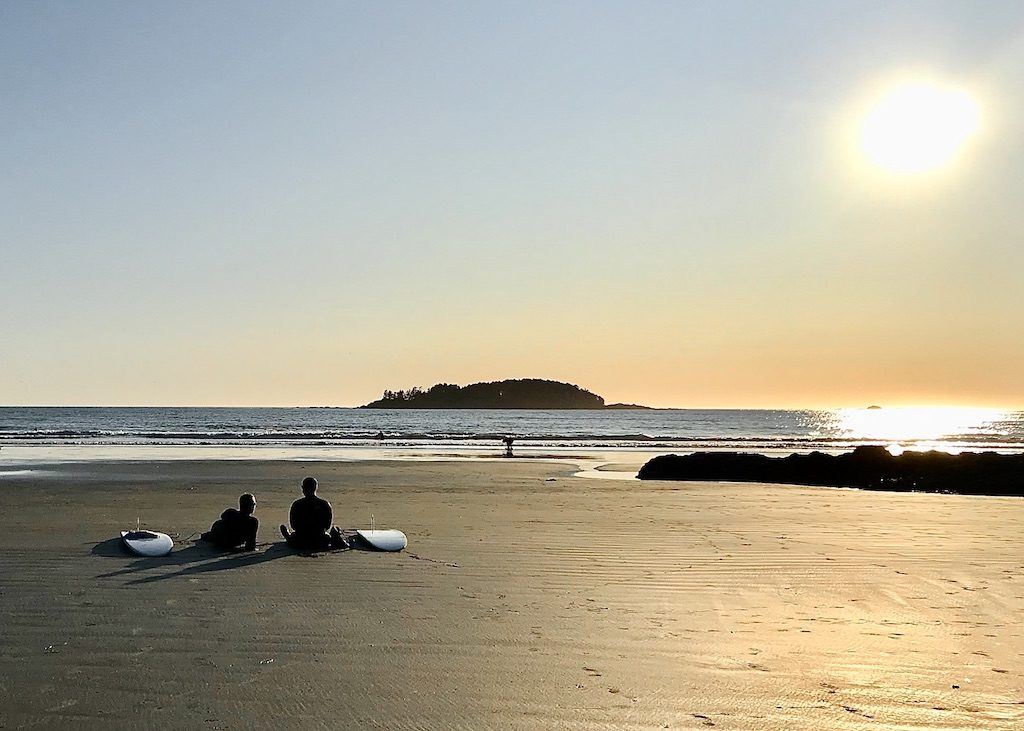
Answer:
[{"left": 832, "top": 406, "right": 1007, "bottom": 453}]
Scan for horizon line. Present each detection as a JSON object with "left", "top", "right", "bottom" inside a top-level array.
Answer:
[{"left": 0, "top": 402, "right": 1020, "bottom": 411}]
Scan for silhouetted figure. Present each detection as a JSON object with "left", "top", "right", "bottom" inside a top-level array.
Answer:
[
  {"left": 503, "top": 435, "right": 515, "bottom": 457},
  {"left": 201, "top": 493, "right": 259, "bottom": 551},
  {"left": 279, "top": 477, "right": 347, "bottom": 550}
]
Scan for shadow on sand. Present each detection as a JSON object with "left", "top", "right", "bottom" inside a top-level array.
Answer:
[
  {"left": 92, "top": 536, "right": 363, "bottom": 585},
  {"left": 94, "top": 539, "right": 227, "bottom": 576},
  {"left": 122, "top": 543, "right": 300, "bottom": 585}
]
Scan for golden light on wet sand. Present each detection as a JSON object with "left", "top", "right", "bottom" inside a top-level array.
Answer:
[{"left": 858, "top": 80, "right": 980, "bottom": 175}]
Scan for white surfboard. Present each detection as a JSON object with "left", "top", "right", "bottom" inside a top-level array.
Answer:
[
  {"left": 355, "top": 529, "right": 407, "bottom": 552},
  {"left": 120, "top": 530, "right": 174, "bottom": 557}
]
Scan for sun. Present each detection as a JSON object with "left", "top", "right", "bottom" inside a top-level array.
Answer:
[{"left": 859, "top": 81, "right": 980, "bottom": 175}]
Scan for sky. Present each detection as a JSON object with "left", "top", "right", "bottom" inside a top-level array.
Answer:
[{"left": 2, "top": 1, "right": 1023, "bottom": 408}]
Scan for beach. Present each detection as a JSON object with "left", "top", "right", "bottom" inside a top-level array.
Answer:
[{"left": 1, "top": 458, "right": 1022, "bottom": 729}]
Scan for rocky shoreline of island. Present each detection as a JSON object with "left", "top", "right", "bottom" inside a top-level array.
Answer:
[{"left": 361, "top": 378, "right": 652, "bottom": 410}]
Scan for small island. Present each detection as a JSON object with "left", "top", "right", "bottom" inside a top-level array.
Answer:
[{"left": 361, "top": 378, "right": 647, "bottom": 410}]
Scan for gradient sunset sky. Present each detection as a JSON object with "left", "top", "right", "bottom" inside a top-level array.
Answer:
[{"left": 2, "top": 2, "right": 1023, "bottom": 408}]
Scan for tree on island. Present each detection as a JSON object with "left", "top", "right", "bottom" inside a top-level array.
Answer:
[{"left": 362, "top": 378, "right": 608, "bottom": 409}]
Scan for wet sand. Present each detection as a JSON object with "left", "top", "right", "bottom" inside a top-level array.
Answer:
[{"left": 0, "top": 459, "right": 1022, "bottom": 729}]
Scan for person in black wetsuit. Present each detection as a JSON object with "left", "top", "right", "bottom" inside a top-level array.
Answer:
[
  {"left": 279, "top": 477, "right": 347, "bottom": 550},
  {"left": 201, "top": 493, "right": 259, "bottom": 551}
]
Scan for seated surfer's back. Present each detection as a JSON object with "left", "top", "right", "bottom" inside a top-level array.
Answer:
[
  {"left": 290, "top": 491, "right": 332, "bottom": 536},
  {"left": 280, "top": 477, "right": 347, "bottom": 550}
]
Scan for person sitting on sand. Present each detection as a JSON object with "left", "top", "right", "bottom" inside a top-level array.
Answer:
[
  {"left": 279, "top": 477, "right": 347, "bottom": 550},
  {"left": 201, "top": 493, "right": 259, "bottom": 552}
]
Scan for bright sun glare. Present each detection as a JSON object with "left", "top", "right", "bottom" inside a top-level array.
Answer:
[
  {"left": 836, "top": 406, "right": 1004, "bottom": 450},
  {"left": 859, "top": 81, "right": 980, "bottom": 175}
]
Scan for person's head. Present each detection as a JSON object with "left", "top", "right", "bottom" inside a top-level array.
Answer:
[
  {"left": 239, "top": 493, "right": 257, "bottom": 515},
  {"left": 301, "top": 476, "right": 318, "bottom": 496}
]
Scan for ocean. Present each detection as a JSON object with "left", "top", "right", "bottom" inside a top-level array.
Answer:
[{"left": 1, "top": 406, "right": 1022, "bottom": 459}]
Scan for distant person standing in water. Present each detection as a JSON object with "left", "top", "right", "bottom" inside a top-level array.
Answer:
[
  {"left": 503, "top": 435, "right": 515, "bottom": 457},
  {"left": 201, "top": 493, "right": 259, "bottom": 551},
  {"left": 280, "top": 477, "right": 347, "bottom": 550}
]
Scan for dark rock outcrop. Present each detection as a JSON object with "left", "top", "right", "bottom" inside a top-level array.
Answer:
[{"left": 637, "top": 446, "right": 1024, "bottom": 497}]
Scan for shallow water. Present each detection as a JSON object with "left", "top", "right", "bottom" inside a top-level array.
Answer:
[{"left": 2, "top": 406, "right": 1021, "bottom": 458}]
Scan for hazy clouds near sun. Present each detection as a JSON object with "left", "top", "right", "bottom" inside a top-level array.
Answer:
[{"left": 2, "top": 2, "right": 1023, "bottom": 407}]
